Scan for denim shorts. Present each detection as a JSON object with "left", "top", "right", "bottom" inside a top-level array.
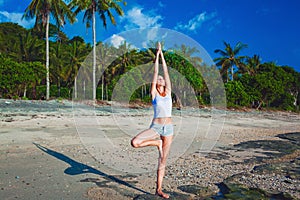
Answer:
[{"left": 150, "top": 123, "right": 174, "bottom": 137}]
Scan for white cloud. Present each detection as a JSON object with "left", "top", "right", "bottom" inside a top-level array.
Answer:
[
  {"left": 175, "top": 11, "right": 217, "bottom": 32},
  {"left": 121, "top": 6, "right": 162, "bottom": 30},
  {"left": 120, "top": 6, "right": 163, "bottom": 47},
  {"left": 0, "top": 11, "right": 35, "bottom": 28},
  {"left": 109, "top": 34, "right": 125, "bottom": 48}
]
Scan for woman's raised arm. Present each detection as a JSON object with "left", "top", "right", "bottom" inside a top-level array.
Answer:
[
  {"left": 160, "top": 49, "right": 171, "bottom": 94},
  {"left": 150, "top": 44, "right": 161, "bottom": 97}
]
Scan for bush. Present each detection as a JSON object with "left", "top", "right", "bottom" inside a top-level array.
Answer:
[
  {"left": 225, "top": 81, "right": 250, "bottom": 107},
  {"left": 35, "top": 85, "right": 71, "bottom": 99}
]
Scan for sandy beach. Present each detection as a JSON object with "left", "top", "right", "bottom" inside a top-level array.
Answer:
[{"left": 0, "top": 99, "right": 299, "bottom": 199}]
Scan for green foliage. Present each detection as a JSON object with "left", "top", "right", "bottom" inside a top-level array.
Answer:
[
  {"left": 35, "top": 85, "right": 70, "bottom": 99},
  {"left": 1, "top": 21, "right": 299, "bottom": 112},
  {"left": 225, "top": 81, "right": 250, "bottom": 107},
  {"left": 141, "top": 95, "right": 152, "bottom": 104},
  {"left": 239, "top": 63, "right": 299, "bottom": 110},
  {"left": 271, "top": 93, "right": 295, "bottom": 111},
  {"left": 0, "top": 23, "right": 46, "bottom": 63},
  {"left": 164, "top": 51, "right": 204, "bottom": 95},
  {"left": 22, "top": 96, "right": 29, "bottom": 100},
  {"left": 0, "top": 54, "right": 45, "bottom": 98},
  {"left": 0, "top": 23, "right": 27, "bottom": 58},
  {"left": 214, "top": 41, "right": 248, "bottom": 81}
]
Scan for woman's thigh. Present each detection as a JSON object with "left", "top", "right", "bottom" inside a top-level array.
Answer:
[{"left": 134, "top": 128, "right": 159, "bottom": 141}]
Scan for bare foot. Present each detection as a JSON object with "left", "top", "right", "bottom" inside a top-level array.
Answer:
[{"left": 155, "top": 190, "right": 169, "bottom": 199}]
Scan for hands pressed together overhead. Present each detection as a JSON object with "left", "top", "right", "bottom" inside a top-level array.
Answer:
[{"left": 157, "top": 42, "right": 162, "bottom": 54}]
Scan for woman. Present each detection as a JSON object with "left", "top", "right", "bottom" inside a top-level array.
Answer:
[{"left": 131, "top": 42, "right": 173, "bottom": 199}]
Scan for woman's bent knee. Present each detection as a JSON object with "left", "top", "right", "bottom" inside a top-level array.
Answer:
[{"left": 131, "top": 138, "right": 139, "bottom": 148}]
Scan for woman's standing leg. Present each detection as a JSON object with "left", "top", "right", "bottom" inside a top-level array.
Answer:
[{"left": 156, "top": 135, "right": 173, "bottom": 198}]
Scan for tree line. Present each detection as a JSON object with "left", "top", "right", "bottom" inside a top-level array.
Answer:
[
  {"left": 0, "top": 0, "right": 299, "bottom": 111},
  {"left": 0, "top": 22, "right": 205, "bottom": 104},
  {"left": 214, "top": 42, "right": 300, "bottom": 111}
]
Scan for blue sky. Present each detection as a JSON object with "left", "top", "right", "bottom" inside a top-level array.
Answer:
[{"left": 0, "top": 0, "right": 300, "bottom": 72}]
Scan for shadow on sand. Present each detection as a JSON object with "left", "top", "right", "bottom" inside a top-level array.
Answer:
[{"left": 33, "top": 143, "right": 150, "bottom": 196}]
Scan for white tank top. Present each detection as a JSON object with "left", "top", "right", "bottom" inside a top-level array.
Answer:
[{"left": 152, "top": 94, "right": 172, "bottom": 118}]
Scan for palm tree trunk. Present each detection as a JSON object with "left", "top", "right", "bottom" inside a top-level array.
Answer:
[
  {"left": 74, "top": 76, "right": 77, "bottom": 99},
  {"left": 57, "top": 77, "right": 61, "bottom": 97},
  {"left": 46, "top": 15, "right": 50, "bottom": 100},
  {"left": 256, "top": 100, "right": 263, "bottom": 110},
  {"left": 293, "top": 91, "right": 298, "bottom": 106},
  {"left": 102, "top": 75, "right": 104, "bottom": 100},
  {"left": 141, "top": 84, "right": 144, "bottom": 99},
  {"left": 106, "top": 84, "right": 108, "bottom": 100},
  {"left": 84, "top": 80, "right": 86, "bottom": 99},
  {"left": 226, "top": 69, "right": 229, "bottom": 83},
  {"left": 183, "top": 90, "right": 186, "bottom": 106},
  {"left": 23, "top": 85, "right": 27, "bottom": 98},
  {"left": 92, "top": 10, "right": 96, "bottom": 101},
  {"left": 231, "top": 66, "right": 234, "bottom": 81}
]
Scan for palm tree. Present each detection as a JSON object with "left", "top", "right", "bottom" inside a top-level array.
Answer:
[
  {"left": 22, "top": 0, "right": 75, "bottom": 100},
  {"left": 20, "top": 31, "right": 43, "bottom": 62},
  {"left": 115, "top": 42, "right": 142, "bottom": 72},
  {"left": 244, "top": 54, "right": 261, "bottom": 76},
  {"left": 70, "top": 0, "right": 125, "bottom": 101},
  {"left": 95, "top": 42, "right": 117, "bottom": 100},
  {"left": 214, "top": 41, "right": 247, "bottom": 82},
  {"left": 102, "top": 42, "right": 144, "bottom": 101},
  {"left": 49, "top": 41, "right": 68, "bottom": 97},
  {"left": 68, "top": 39, "right": 91, "bottom": 99},
  {"left": 12, "top": 31, "right": 44, "bottom": 62},
  {"left": 174, "top": 44, "right": 203, "bottom": 65}
]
